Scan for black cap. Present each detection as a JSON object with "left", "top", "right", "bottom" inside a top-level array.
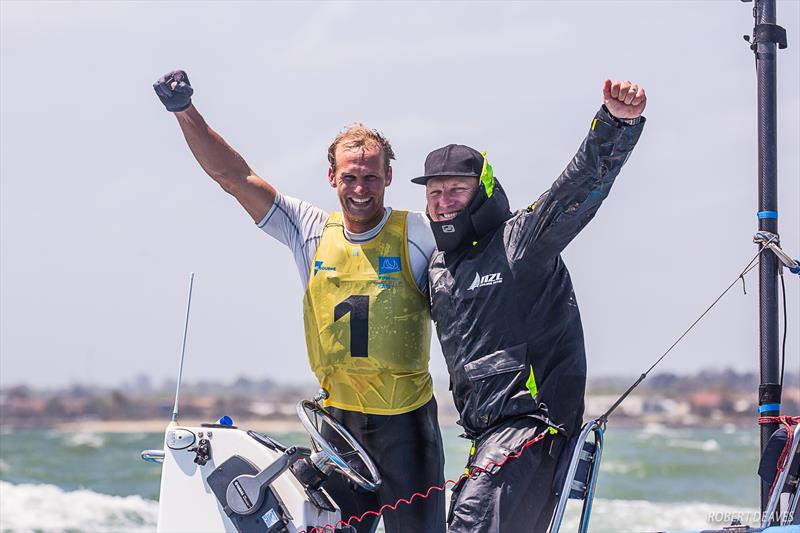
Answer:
[{"left": 411, "top": 144, "right": 483, "bottom": 185}]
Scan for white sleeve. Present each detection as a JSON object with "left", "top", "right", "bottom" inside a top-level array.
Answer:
[
  {"left": 257, "top": 193, "right": 328, "bottom": 290},
  {"left": 406, "top": 212, "right": 436, "bottom": 293}
]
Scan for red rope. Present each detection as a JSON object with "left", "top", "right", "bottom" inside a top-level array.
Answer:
[
  {"left": 758, "top": 415, "right": 800, "bottom": 426},
  {"left": 758, "top": 415, "right": 800, "bottom": 501},
  {"left": 300, "top": 430, "right": 550, "bottom": 533}
]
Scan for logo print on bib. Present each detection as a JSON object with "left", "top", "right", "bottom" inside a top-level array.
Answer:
[
  {"left": 467, "top": 272, "right": 504, "bottom": 291},
  {"left": 378, "top": 256, "right": 402, "bottom": 275},
  {"left": 314, "top": 261, "right": 337, "bottom": 276}
]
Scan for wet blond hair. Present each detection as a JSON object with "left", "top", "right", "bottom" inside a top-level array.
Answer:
[{"left": 327, "top": 123, "right": 395, "bottom": 175}]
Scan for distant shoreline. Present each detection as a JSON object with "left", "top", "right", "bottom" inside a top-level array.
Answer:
[
  {"left": 1, "top": 418, "right": 307, "bottom": 434},
  {"left": 0, "top": 416, "right": 758, "bottom": 434}
]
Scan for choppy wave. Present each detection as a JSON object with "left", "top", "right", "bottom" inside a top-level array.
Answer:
[
  {"left": 63, "top": 431, "right": 106, "bottom": 449},
  {"left": 0, "top": 480, "right": 762, "bottom": 533},
  {"left": 638, "top": 422, "right": 672, "bottom": 436},
  {"left": 0, "top": 481, "right": 157, "bottom": 532},
  {"left": 601, "top": 459, "right": 647, "bottom": 477},
  {"left": 666, "top": 438, "right": 721, "bottom": 452},
  {"left": 570, "top": 498, "right": 760, "bottom": 531}
]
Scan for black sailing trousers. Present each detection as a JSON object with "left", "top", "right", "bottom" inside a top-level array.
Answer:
[
  {"left": 322, "top": 397, "right": 446, "bottom": 533},
  {"left": 447, "top": 418, "right": 564, "bottom": 533}
]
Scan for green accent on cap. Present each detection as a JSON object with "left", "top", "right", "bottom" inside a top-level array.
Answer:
[
  {"left": 480, "top": 151, "right": 494, "bottom": 198},
  {"left": 526, "top": 365, "right": 538, "bottom": 398}
]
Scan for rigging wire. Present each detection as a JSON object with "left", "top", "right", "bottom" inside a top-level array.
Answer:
[
  {"left": 597, "top": 245, "right": 768, "bottom": 424},
  {"left": 779, "top": 270, "right": 787, "bottom": 388}
]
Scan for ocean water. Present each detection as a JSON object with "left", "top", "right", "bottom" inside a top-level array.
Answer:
[{"left": 0, "top": 424, "right": 763, "bottom": 532}]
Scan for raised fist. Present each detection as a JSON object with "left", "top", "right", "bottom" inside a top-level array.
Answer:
[
  {"left": 603, "top": 79, "right": 646, "bottom": 120},
  {"left": 153, "top": 70, "right": 194, "bottom": 113}
]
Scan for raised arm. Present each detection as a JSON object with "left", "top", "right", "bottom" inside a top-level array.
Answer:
[
  {"left": 512, "top": 79, "right": 646, "bottom": 264},
  {"left": 153, "top": 70, "right": 276, "bottom": 222}
]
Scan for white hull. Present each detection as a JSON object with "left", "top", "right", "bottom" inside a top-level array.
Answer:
[{"left": 154, "top": 422, "right": 341, "bottom": 533}]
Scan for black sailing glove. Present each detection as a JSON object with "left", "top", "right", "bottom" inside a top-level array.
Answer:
[{"left": 153, "top": 70, "right": 194, "bottom": 112}]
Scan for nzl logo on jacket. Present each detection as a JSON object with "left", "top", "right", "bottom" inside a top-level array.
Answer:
[
  {"left": 313, "top": 260, "right": 336, "bottom": 276},
  {"left": 467, "top": 271, "right": 504, "bottom": 291}
]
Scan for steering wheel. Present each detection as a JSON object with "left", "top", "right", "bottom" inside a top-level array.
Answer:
[{"left": 296, "top": 397, "right": 382, "bottom": 492}]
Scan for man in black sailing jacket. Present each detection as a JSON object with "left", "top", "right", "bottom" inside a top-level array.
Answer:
[{"left": 414, "top": 79, "right": 647, "bottom": 532}]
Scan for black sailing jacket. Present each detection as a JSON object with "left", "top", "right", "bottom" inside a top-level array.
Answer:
[{"left": 429, "top": 106, "right": 645, "bottom": 439}]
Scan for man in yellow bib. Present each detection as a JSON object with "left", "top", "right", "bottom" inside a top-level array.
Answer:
[{"left": 154, "top": 70, "right": 445, "bottom": 533}]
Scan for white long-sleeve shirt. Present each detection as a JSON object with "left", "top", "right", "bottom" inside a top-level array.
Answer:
[{"left": 257, "top": 193, "right": 436, "bottom": 292}]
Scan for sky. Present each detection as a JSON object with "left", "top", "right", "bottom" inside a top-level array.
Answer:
[{"left": 1, "top": 1, "right": 798, "bottom": 390}]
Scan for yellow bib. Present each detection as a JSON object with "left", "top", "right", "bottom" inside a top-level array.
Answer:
[{"left": 302, "top": 210, "right": 433, "bottom": 415}]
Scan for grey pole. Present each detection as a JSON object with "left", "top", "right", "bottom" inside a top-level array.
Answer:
[{"left": 171, "top": 272, "right": 195, "bottom": 423}]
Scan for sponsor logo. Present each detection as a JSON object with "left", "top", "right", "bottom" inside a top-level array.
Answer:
[
  {"left": 442, "top": 224, "right": 456, "bottom": 233},
  {"left": 261, "top": 509, "right": 280, "bottom": 527},
  {"left": 467, "top": 272, "right": 504, "bottom": 291},
  {"left": 378, "top": 256, "right": 402, "bottom": 275},
  {"left": 233, "top": 480, "right": 253, "bottom": 509},
  {"left": 314, "top": 260, "right": 336, "bottom": 276},
  {"left": 377, "top": 256, "right": 402, "bottom": 288}
]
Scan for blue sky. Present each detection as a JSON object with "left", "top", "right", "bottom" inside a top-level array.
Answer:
[{"left": 1, "top": 1, "right": 798, "bottom": 388}]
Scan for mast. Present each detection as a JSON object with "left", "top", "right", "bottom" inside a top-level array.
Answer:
[{"left": 745, "top": 0, "right": 788, "bottom": 512}]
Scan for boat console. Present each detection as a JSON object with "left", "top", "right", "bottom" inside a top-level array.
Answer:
[{"left": 141, "top": 391, "right": 378, "bottom": 533}]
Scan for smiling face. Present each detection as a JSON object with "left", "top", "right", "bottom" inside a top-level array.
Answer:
[
  {"left": 327, "top": 144, "right": 392, "bottom": 233},
  {"left": 425, "top": 176, "right": 480, "bottom": 222}
]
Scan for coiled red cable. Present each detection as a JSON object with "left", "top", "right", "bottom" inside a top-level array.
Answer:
[
  {"left": 301, "top": 430, "right": 550, "bottom": 533},
  {"left": 758, "top": 415, "right": 800, "bottom": 499}
]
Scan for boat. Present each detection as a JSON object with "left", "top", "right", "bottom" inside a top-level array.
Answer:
[
  {"left": 141, "top": 1, "right": 799, "bottom": 531},
  {"left": 141, "top": 273, "right": 376, "bottom": 532},
  {"left": 141, "top": 387, "right": 375, "bottom": 532}
]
